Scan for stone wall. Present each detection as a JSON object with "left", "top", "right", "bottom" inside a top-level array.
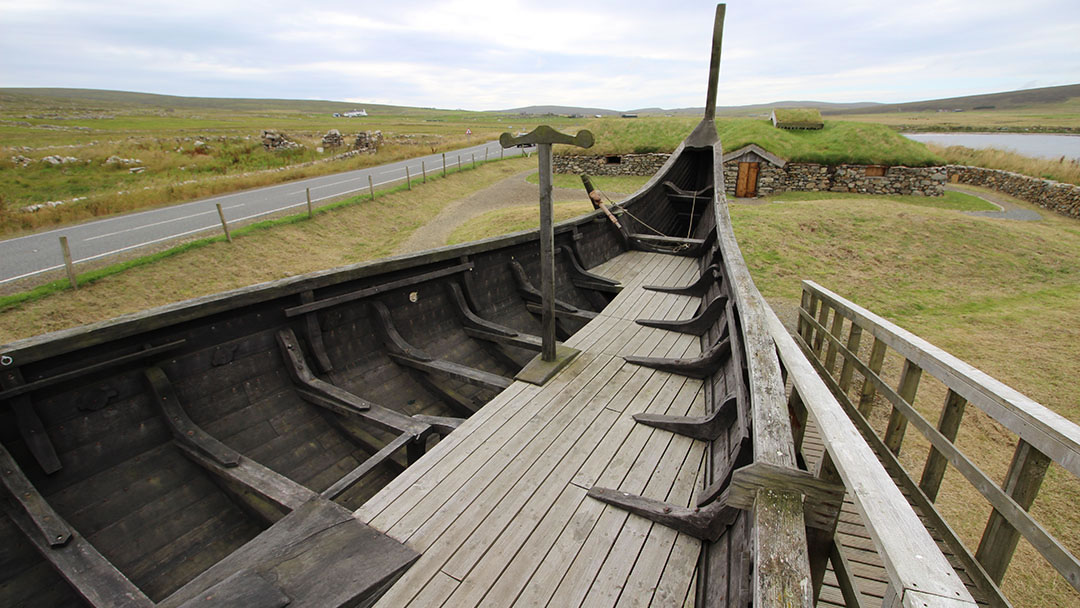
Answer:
[
  {"left": 558, "top": 153, "right": 945, "bottom": 196},
  {"left": 947, "top": 165, "right": 1080, "bottom": 219},
  {"left": 553, "top": 153, "right": 668, "bottom": 177}
]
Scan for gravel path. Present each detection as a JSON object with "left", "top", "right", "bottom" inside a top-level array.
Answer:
[
  {"left": 949, "top": 184, "right": 1044, "bottom": 221},
  {"left": 393, "top": 170, "right": 597, "bottom": 254}
]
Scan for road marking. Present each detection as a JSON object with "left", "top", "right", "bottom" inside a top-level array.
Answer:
[{"left": 82, "top": 203, "right": 245, "bottom": 242}]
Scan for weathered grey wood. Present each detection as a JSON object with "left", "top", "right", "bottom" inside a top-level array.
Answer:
[
  {"left": 283, "top": 262, "right": 473, "bottom": 317},
  {"left": 798, "top": 289, "right": 817, "bottom": 344},
  {"left": 813, "top": 301, "right": 831, "bottom": 355},
  {"left": 0, "top": 441, "right": 71, "bottom": 546},
  {"left": 629, "top": 234, "right": 709, "bottom": 257},
  {"left": 829, "top": 540, "right": 869, "bottom": 608},
  {"left": 587, "top": 486, "right": 740, "bottom": 542},
  {"left": 697, "top": 436, "right": 752, "bottom": 507},
  {"left": 176, "top": 443, "right": 317, "bottom": 516},
  {"left": 636, "top": 295, "right": 727, "bottom": 336},
  {"left": 3, "top": 394, "right": 62, "bottom": 475},
  {"left": 974, "top": 439, "right": 1052, "bottom": 584},
  {"left": 215, "top": 203, "right": 232, "bottom": 242},
  {"left": 884, "top": 359, "right": 923, "bottom": 455},
  {"left": 643, "top": 264, "right": 720, "bottom": 296},
  {"left": 145, "top": 367, "right": 242, "bottom": 467},
  {"left": 804, "top": 279, "right": 1080, "bottom": 479},
  {"left": 683, "top": 3, "right": 724, "bottom": 147},
  {"left": 823, "top": 307, "right": 845, "bottom": 372},
  {"left": 59, "top": 235, "right": 78, "bottom": 289},
  {"left": 277, "top": 328, "right": 431, "bottom": 438},
  {"left": 799, "top": 306, "right": 1080, "bottom": 596},
  {"left": 175, "top": 570, "right": 289, "bottom": 608},
  {"left": 538, "top": 142, "right": 557, "bottom": 361},
  {"left": 0, "top": 340, "right": 184, "bottom": 401},
  {"left": 633, "top": 393, "right": 736, "bottom": 441},
  {"left": 159, "top": 497, "right": 419, "bottom": 608},
  {"left": 838, "top": 323, "right": 862, "bottom": 393},
  {"left": 1, "top": 500, "right": 154, "bottom": 608},
  {"left": 858, "top": 336, "right": 887, "bottom": 417},
  {"left": 524, "top": 303, "right": 597, "bottom": 324},
  {"left": 509, "top": 260, "right": 595, "bottom": 316},
  {"left": 725, "top": 462, "right": 845, "bottom": 531},
  {"left": 300, "top": 290, "right": 334, "bottom": 373},
  {"left": 919, "top": 389, "right": 967, "bottom": 502},
  {"left": 624, "top": 337, "right": 729, "bottom": 379},
  {"left": 322, "top": 432, "right": 413, "bottom": 500},
  {"left": 766, "top": 308, "right": 978, "bottom": 606},
  {"left": 463, "top": 327, "right": 542, "bottom": 352}
]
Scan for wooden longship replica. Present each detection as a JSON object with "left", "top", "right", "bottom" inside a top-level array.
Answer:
[{"left": 2, "top": 5, "right": 1008, "bottom": 607}]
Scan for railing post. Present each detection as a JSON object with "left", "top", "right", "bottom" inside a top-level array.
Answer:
[
  {"left": 857, "top": 337, "right": 887, "bottom": 417},
  {"left": 838, "top": 324, "right": 862, "bottom": 393},
  {"left": 919, "top": 389, "right": 967, "bottom": 501},
  {"left": 884, "top": 359, "right": 922, "bottom": 455},
  {"left": 823, "top": 311, "right": 845, "bottom": 374},
  {"left": 798, "top": 288, "right": 813, "bottom": 341},
  {"left": 813, "top": 302, "right": 831, "bottom": 355},
  {"left": 975, "top": 439, "right": 1051, "bottom": 584}
]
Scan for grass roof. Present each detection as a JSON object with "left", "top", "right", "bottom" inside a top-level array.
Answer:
[
  {"left": 772, "top": 107, "right": 824, "bottom": 128},
  {"left": 560, "top": 117, "right": 944, "bottom": 166}
]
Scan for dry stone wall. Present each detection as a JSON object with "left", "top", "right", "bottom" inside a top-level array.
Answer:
[
  {"left": 558, "top": 154, "right": 945, "bottom": 196},
  {"left": 947, "top": 165, "right": 1080, "bottom": 219}
]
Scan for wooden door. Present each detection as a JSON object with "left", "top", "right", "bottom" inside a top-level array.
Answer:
[{"left": 736, "top": 162, "right": 759, "bottom": 197}]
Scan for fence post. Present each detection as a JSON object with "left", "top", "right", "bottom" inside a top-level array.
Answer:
[
  {"left": 306, "top": 187, "right": 313, "bottom": 218},
  {"left": 405, "top": 166, "right": 411, "bottom": 190},
  {"left": 883, "top": 359, "right": 923, "bottom": 455},
  {"left": 422, "top": 160, "right": 427, "bottom": 183},
  {"left": 216, "top": 203, "right": 232, "bottom": 243},
  {"left": 369, "top": 175, "right": 375, "bottom": 200},
  {"left": 472, "top": 153, "right": 476, "bottom": 168},
  {"left": 974, "top": 439, "right": 1051, "bottom": 584},
  {"left": 458, "top": 155, "right": 462, "bottom": 172},
  {"left": 485, "top": 148, "right": 489, "bottom": 163},
  {"left": 59, "top": 236, "right": 77, "bottom": 289},
  {"left": 442, "top": 153, "right": 446, "bottom": 177},
  {"left": 500, "top": 147, "right": 504, "bottom": 160}
]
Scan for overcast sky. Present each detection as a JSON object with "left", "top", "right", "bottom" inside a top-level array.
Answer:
[{"left": 2, "top": 0, "right": 1078, "bottom": 111}]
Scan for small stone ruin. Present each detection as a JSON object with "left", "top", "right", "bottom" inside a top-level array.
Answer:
[
  {"left": 261, "top": 130, "right": 302, "bottom": 151},
  {"left": 354, "top": 130, "right": 383, "bottom": 154},
  {"left": 322, "top": 129, "right": 344, "bottom": 148}
]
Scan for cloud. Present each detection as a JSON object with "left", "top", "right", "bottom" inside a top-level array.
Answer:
[{"left": 1, "top": 0, "right": 1077, "bottom": 109}]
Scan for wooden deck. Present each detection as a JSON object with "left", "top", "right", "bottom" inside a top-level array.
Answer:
[
  {"left": 356, "top": 251, "right": 708, "bottom": 607},
  {"left": 801, "top": 419, "right": 989, "bottom": 608}
]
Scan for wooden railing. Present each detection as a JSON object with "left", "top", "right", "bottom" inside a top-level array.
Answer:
[
  {"left": 765, "top": 307, "right": 975, "bottom": 608},
  {"left": 794, "top": 279, "right": 1080, "bottom": 606}
]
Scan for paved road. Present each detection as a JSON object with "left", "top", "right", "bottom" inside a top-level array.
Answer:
[{"left": 0, "top": 140, "right": 530, "bottom": 286}]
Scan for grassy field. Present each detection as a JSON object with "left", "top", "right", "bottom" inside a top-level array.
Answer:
[
  {"left": 522, "top": 172, "right": 652, "bottom": 193},
  {"left": 443, "top": 191, "right": 1080, "bottom": 608},
  {"left": 0, "top": 88, "right": 580, "bottom": 235},
  {"left": 830, "top": 97, "right": 1080, "bottom": 132}
]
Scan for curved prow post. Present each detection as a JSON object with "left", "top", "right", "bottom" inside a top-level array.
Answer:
[{"left": 685, "top": 4, "right": 725, "bottom": 148}]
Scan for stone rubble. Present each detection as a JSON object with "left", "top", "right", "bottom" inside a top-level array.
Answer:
[
  {"left": 322, "top": 129, "right": 345, "bottom": 148},
  {"left": 354, "top": 131, "right": 383, "bottom": 154},
  {"left": 261, "top": 130, "right": 302, "bottom": 151}
]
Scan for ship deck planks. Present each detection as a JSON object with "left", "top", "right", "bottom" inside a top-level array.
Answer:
[{"left": 357, "top": 251, "right": 708, "bottom": 607}]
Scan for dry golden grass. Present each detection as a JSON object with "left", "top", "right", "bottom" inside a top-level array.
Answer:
[
  {"left": 929, "top": 143, "right": 1080, "bottom": 185},
  {"left": 0, "top": 156, "right": 533, "bottom": 343}
]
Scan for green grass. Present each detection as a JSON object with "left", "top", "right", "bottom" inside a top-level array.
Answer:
[
  {"left": 770, "top": 107, "right": 823, "bottom": 127},
  {"left": 522, "top": 172, "right": 652, "bottom": 193},
  {"left": 446, "top": 201, "right": 595, "bottom": 245},
  {"left": 565, "top": 117, "right": 943, "bottom": 166},
  {"left": 766, "top": 189, "right": 997, "bottom": 211}
]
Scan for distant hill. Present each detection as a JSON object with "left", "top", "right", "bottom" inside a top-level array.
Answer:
[
  {"left": 824, "top": 84, "right": 1080, "bottom": 115},
  {"left": 0, "top": 88, "right": 440, "bottom": 116},
  {"left": 494, "top": 105, "right": 622, "bottom": 117}
]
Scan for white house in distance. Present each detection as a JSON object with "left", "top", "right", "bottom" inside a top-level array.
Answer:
[{"left": 334, "top": 109, "right": 368, "bottom": 118}]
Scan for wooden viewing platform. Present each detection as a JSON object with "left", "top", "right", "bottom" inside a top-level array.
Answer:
[{"left": 358, "top": 251, "right": 708, "bottom": 606}]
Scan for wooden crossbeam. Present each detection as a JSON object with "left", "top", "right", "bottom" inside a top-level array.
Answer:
[
  {"left": 1, "top": 500, "right": 153, "bottom": 608},
  {"left": 145, "top": 367, "right": 241, "bottom": 467},
  {"left": 624, "top": 337, "right": 730, "bottom": 379},
  {"left": 0, "top": 339, "right": 184, "bottom": 401},
  {"left": 283, "top": 262, "right": 473, "bottom": 318},
  {"left": 643, "top": 264, "right": 721, "bottom": 296},
  {"left": 322, "top": 433, "right": 413, "bottom": 500},
  {"left": 636, "top": 295, "right": 728, "bottom": 336},
  {"left": 633, "top": 393, "right": 738, "bottom": 442},
  {"left": 1, "top": 368, "right": 62, "bottom": 474},
  {"left": 0, "top": 441, "right": 71, "bottom": 546}
]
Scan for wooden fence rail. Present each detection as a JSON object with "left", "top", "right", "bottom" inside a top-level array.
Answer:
[{"left": 795, "top": 279, "right": 1080, "bottom": 606}]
